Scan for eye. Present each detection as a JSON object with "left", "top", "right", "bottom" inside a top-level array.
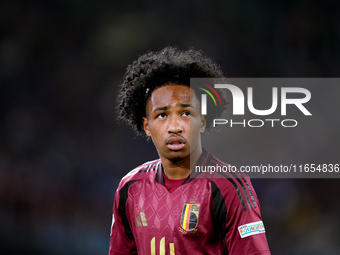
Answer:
[
  {"left": 182, "top": 111, "right": 191, "bottom": 117},
  {"left": 156, "top": 112, "right": 167, "bottom": 119}
]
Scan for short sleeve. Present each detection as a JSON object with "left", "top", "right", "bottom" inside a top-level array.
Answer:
[
  {"left": 210, "top": 177, "right": 271, "bottom": 255},
  {"left": 109, "top": 184, "right": 137, "bottom": 255}
]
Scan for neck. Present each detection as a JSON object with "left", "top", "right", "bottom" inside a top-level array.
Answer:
[{"left": 160, "top": 146, "right": 202, "bottom": 180}]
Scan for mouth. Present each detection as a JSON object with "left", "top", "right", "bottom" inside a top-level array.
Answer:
[{"left": 166, "top": 136, "right": 186, "bottom": 151}]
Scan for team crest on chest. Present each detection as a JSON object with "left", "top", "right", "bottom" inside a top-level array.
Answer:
[{"left": 180, "top": 204, "right": 200, "bottom": 232}]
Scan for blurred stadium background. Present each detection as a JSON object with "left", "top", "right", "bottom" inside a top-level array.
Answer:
[{"left": 1, "top": 0, "right": 340, "bottom": 254}]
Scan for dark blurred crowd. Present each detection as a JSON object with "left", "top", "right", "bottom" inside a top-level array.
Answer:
[{"left": 1, "top": 0, "right": 340, "bottom": 254}]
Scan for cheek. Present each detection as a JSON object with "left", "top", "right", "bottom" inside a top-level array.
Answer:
[
  {"left": 190, "top": 118, "right": 202, "bottom": 131},
  {"left": 149, "top": 122, "right": 163, "bottom": 138}
]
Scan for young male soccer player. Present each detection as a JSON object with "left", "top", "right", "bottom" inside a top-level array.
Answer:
[{"left": 110, "top": 46, "right": 270, "bottom": 254}]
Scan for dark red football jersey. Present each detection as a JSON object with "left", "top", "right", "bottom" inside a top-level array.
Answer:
[{"left": 109, "top": 148, "right": 270, "bottom": 255}]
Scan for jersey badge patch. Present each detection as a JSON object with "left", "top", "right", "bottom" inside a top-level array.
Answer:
[
  {"left": 180, "top": 204, "right": 200, "bottom": 231},
  {"left": 238, "top": 221, "right": 265, "bottom": 238}
]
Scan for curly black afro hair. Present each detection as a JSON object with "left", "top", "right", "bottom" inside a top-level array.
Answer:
[{"left": 116, "top": 46, "right": 228, "bottom": 137}]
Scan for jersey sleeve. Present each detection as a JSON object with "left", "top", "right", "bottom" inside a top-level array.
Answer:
[
  {"left": 210, "top": 177, "right": 271, "bottom": 255},
  {"left": 109, "top": 183, "right": 137, "bottom": 255}
]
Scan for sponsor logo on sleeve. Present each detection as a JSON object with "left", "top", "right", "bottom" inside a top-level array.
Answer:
[{"left": 238, "top": 221, "right": 265, "bottom": 238}]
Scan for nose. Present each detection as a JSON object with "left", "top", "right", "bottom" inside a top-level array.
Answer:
[{"left": 167, "top": 115, "right": 183, "bottom": 134}]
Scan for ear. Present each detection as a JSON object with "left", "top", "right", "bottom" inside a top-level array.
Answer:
[
  {"left": 200, "top": 115, "right": 206, "bottom": 133},
  {"left": 143, "top": 117, "right": 151, "bottom": 137}
]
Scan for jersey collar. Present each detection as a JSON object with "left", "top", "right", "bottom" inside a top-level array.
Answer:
[{"left": 155, "top": 147, "right": 211, "bottom": 186}]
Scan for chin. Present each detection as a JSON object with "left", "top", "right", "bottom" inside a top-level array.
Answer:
[
  {"left": 171, "top": 157, "right": 183, "bottom": 163},
  {"left": 167, "top": 150, "right": 189, "bottom": 160}
]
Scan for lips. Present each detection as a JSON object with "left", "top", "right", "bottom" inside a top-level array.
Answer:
[{"left": 166, "top": 136, "right": 186, "bottom": 151}]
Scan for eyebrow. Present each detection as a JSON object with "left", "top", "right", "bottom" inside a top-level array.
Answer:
[
  {"left": 180, "top": 103, "right": 194, "bottom": 108},
  {"left": 153, "top": 103, "right": 195, "bottom": 112}
]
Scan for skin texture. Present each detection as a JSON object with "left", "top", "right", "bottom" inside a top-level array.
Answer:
[{"left": 143, "top": 85, "right": 206, "bottom": 179}]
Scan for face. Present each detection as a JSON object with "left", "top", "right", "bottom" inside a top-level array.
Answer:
[{"left": 143, "top": 85, "right": 206, "bottom": 163}]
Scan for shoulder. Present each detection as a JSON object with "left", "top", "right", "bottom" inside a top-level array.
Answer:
[
  {"left": 197, "top": 150, "right": 257, "bottom": 211},
  {"left": 197, "top": 150, "right": 250, "bottom": 185},
  {"left": 117, "top": 159, "right": 160, "bottom": 191}
]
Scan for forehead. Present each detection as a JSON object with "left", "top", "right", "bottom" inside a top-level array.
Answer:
[{"left": 148, "top": 85, "right": 198, "bottom": 107}]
